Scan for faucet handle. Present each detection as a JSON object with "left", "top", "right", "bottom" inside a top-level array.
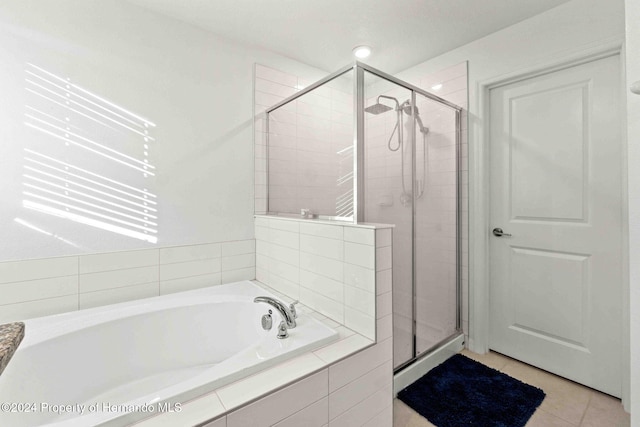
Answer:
[
  {"left": 261, "top": 310, "right": 273, "bottom": 330},
  {"left": 289, "top": 300, "right": 299, "bottom": 318},
  {"left": 276, "top": 321, "right": 289, "bottom": 339}
]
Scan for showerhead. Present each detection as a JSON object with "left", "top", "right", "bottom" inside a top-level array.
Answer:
[
  {"left": 364, "top": 103, "right": 393, "bottom": 115},
  {"left": 364, "top": 95, "right": 400, "bottom": 115}
]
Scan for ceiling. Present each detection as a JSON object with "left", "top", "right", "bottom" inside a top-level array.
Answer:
[{"left": 126, "top": 0, "right": 572, "bottom": 74}]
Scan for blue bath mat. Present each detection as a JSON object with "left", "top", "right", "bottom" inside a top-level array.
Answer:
[{"left": 397, "top": 354, "right": 545, "bottom": 427}]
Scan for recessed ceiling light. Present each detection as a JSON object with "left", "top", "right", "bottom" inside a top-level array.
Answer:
[
  {"left": 431, "top": 83, "right": 443, "bottom": 91},
  {"left": 353, "top": 45, "right": 371, "bottom": 59}
]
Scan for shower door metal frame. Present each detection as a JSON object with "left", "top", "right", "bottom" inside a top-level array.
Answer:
[
  {"left": 263, "top": 63, "right": 463, "bottom": 372},
  {"left": 392, "top": 106, "right": 464, "bottom": 373},
  {"left": 264, "top": 61, "right": 460, "bottom": 219},
  {"left": 357, "top": 63, "right": 463, "bottom": 372}
]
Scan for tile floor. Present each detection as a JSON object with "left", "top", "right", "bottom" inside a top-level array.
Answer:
[{"left": 393, "top": 349, "right": 630, "bottom": 427}]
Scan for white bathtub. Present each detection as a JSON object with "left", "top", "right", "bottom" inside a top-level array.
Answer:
[{"left": 0, "top": 280, "right": 338, "bottom": 427}]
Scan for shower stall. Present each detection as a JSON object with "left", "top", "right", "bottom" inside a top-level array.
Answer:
[{"left": 262, "top": 62, "right": 463, "bottom": 384}]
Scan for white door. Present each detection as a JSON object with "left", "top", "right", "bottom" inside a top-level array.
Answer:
[{"left": 489, "top": 54, "right": 623, "bottom": 397}]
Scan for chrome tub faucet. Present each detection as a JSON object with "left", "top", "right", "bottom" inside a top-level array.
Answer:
[{"left": 254, "top": 296, "right": 298, "bottom": 339}]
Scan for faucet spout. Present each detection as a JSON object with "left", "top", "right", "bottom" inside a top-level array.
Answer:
[{"left": 254, "top": 296, "right": 297, "bottom": 329}]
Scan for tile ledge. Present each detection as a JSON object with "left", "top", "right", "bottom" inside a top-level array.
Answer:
[{"left": 254, "top": 214, "right": 394, "bottom": 229}]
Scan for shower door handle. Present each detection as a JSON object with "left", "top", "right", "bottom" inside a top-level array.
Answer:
[{"left": 492, "top": 228, "right": 512, "bottom": 237}]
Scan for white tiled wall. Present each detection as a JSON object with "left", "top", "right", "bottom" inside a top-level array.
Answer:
[
  {"left": 255, "top": 215, "right": 392, "bottom": 341},
  {"left": 254, "top": 65, "right": 299, "bottom": 215},
  {"left": 0, "top": 256, "right": 79, "bottom": 323},
  {"left": 0, "top": 240, "right": 255, "bottom": 324}
]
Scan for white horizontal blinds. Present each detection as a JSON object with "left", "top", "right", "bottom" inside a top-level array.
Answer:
[{"left": 22, "top": 63, "right": 158, "bottom": 243}]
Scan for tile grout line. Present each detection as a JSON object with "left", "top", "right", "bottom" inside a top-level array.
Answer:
[
  {"left": 577, "top": 391, "right": 594, "bottom": 426},
  {"left": 328, "top": 360, "right": 390, "bottom": 422},
  {"left": 157, "top": 248, "right": 160, "bottom": 296},
  {"left": 329, "top": 355, "right": 390, "bottom": 397},
  {"left": 473, "top": 352, "right": 598, "bottom": 427},
  {"left": 77, "top": 254, "right": 80, "bottom": 310},
  {"left": 327, "top": 361, "right": 331, "bottom": 427},
  {"left": 342, "top": 234, "right": 346, "bottom": 337}
]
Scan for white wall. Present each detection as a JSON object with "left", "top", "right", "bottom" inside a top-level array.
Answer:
[
  {"left": 0, "top": 0, "right": 332, "bottom": 322},
  {"left": 396, "top": 0, "right": 624, "bottom": 85},
  {"left": 0, "top": 0, "right": 325, "bottom": 262},
  {"left": 624, "top": 0, "right": 640, "bottom": 421}
]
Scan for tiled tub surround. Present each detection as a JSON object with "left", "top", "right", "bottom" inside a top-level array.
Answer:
[
  {"left": 0, "top": 281, "right": 339, "bottom": 427},
  {"left": 0, "top": 322, "right": 24, "bottom": 375},
  {"left": 134, "top": 216, "right": 394, "bottom": 426},
  {"left": 0, "top": 239, "right": 255, "bottom": 324},
  {"left": 136, "top": 286, "right": 393, "bottom": 427},
  {"left": 255, "top": 215, "right": 393, "bottom": 341},
  {"left": 0, "top": 218, "right": 394, "bottom": 426},
  {"left": 136, "top": 278, "right": 393, "bottom": 427}
]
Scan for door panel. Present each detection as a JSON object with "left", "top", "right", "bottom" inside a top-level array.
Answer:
[
  {"left": 510, "top": 247, "right": 589, "bottom": 348},
  {"left": 510, "top": 82, "right": 588, "bottom": 222},
  {"left": 489, "top": 55, "right": 622, "bottom": 396}
]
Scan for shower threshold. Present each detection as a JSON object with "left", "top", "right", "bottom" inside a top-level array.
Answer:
[{"left": 393, "top": 332, "right": 465, "bottom": 395}]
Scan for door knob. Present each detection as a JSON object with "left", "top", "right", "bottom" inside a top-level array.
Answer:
[{"left": 492, "top": 227, "right": 512, "bottom": 237}]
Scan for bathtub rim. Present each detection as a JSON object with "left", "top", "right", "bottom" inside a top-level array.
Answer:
[
  {"left": 21, "top": 281, "right": 271, "bottom": 346},
  {"left": 131, "top": 279, "right": 376, "bottom": 427},
  {"left": 2, "top": 280, "right": 351, "bottom": 427}
]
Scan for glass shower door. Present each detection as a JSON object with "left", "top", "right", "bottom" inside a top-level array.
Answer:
[
  {"left": 413, "top": 92, "right": 459, "bottom": 356},
  {"left": 261, "top": 62, "right": 462, "bottom": 373},
  {"left": 362, "top": 70, "right": 413, "bottom": 369},
  {"left": 364, "top": 80, "right": 460, "bottom": 369}
]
